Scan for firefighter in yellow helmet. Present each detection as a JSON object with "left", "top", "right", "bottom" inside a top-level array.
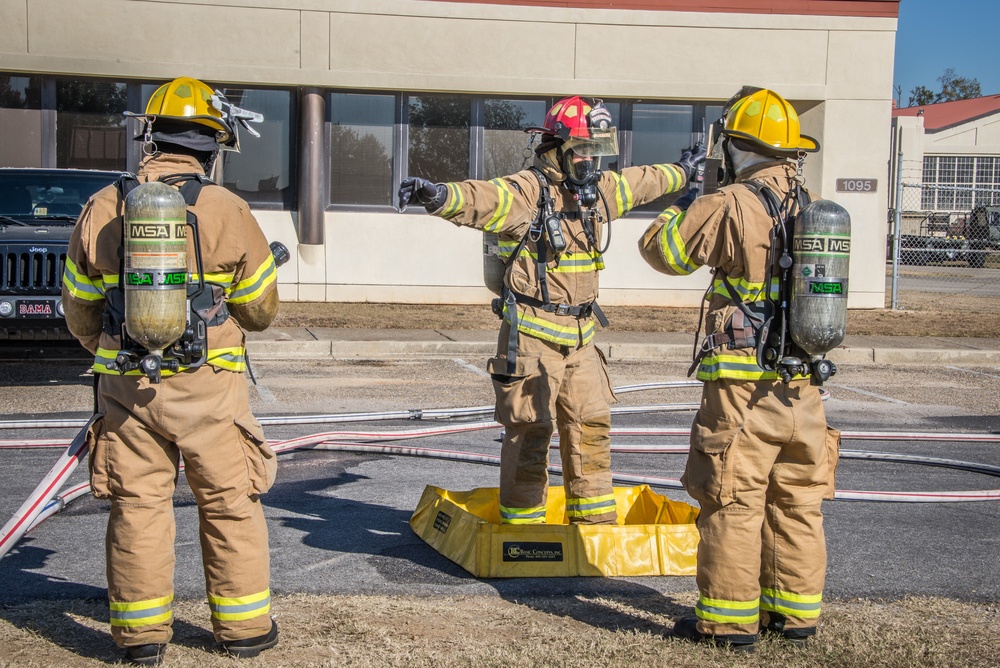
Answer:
[
  {"left": 638, "top": 87, "right": 840, "bottom": 651},
  {"left": 62, "top": 76, "right": 280, "bottom": 665},
  {"left": 398, "top": 96, "right": 704, "bottom": 526}
]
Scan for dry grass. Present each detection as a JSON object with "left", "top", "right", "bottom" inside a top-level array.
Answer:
[
  {"left": 272, "top": 295, "right": 1000, "bottom": 339},
  {"left": 1, "top": 594, "right": 997, "bottom": 667}
]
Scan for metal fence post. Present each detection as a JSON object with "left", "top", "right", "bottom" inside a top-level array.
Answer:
[{"left": 891, "top": 147, "right": 903, "bottom": 310}]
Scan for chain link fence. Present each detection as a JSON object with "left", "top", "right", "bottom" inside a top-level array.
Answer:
[{"left": 887, "top": 168, "right": 1000, "bottom": 310}]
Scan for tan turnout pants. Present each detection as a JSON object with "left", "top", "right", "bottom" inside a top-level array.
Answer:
[
  {"left": 488, "top": 322, "right": 618, "bottom": 524},
  {"left": 88, "top": 365, "right": 277, "bottom": 647},
  {"left": 683, "top": 378, "right": 840, "bottom": 638}
]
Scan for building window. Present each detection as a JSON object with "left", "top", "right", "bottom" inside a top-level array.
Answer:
[
  {"left": 218, "top": 87, "right": 295, "bottom": 209},
  {"left": 56, "top": 78, "right": 128, "bottom": 171},
  {"left": 483, "top": 98, "right": 547, "bottom": 180},
  {"left": 330, "top": 92, "right": 396, "bottom": 206},
  {"left": 922, "top": 155, "right": 1000, "bottom": 210},
  {"left": 407, "top": 95, "right": 471, "bottom": 184},
  {"left": 0, "top": 75, "right": 44, "bottom": 167},
  {"left": 630, "top": 103, "right": 694, "bottom": 212}
]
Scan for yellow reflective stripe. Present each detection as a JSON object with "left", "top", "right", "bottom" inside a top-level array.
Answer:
[
  {"left": 196, "top": 271, "right": 235, "bottom": 286},
  {"left": 710, "top": 276, "right": 779, "bottom": 303},
  {"left": 609, "top": 172, "right": 634, "bottom": 216},
  {"left": 503, "top": 305, "right": 594, "bottom": 347},
  {"left": 441, "top": 183, "right": 465, "bottom": 219},
  {"left": 109, "top": 594, "right": 173, "bottom": 628},
  {"left": 696, "top": 594, "right": 760, "bottom": 624},
  {"left": 62, "top": 258, "right": 105, "bottom": 301},
  {"left": 93, "top": 346, "right": 246, "bottom": 375},
  {"left": 760, "top": 588, "right": 822, "bottom": 619},
  {"left": 505, "top": 251, "right": 603, "bottom": 273},
  {"left": 229, "top": 256, "right": 276, "bottom": 305},
  {"left": 653, "top": 163, "right": 684, "bottom": 192},
  {"left": 565, "top": 493, "right": 617, "bottom": 517},
  {"left": 696, "top": 353, "right": 810, "bottom": 382},
  {"left": 498, "top": 239, "right": 520, "bottom": 259},
  {"left": 208, "top": 589, "right": 271, "bottom": 622},
  {"left": 499, "top": 504, "right": 547, "bottom": 524},
  {"left": 484, "top": 179, "right": 514, "bottom": 232},
  {"left": 658, "top": 210, "right": 698, "bottom": 275}
]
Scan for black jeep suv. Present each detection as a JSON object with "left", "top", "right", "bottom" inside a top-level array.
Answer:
[{"left": 1, "top": 168, "right": 125, "bottom": 341}]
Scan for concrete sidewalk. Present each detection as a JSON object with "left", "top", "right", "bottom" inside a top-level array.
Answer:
[{"left": 247, "top": 327, "right": 1000, "bottom": 366}]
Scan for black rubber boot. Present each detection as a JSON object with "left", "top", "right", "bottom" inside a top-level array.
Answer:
[
  {"left": 222, "top": 619, "right": 279, "bottom": 658},
  {"left": 761, "top": 612, "right": 816, "bottom": 647},
  {"left": 124, "top": 643, "right": 166, "bottom": 666},
  {"left": 671, "top": 616, "right": 757, "bottom": 652}
]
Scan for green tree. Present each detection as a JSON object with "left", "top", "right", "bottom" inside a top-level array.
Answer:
[{"left": 907, "top": 68, "right": 982, "bottom": 106}]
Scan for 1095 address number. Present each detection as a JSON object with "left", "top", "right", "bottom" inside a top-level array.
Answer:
[{"left": 835, "top": 178, "right": 878, "bottom": 193}]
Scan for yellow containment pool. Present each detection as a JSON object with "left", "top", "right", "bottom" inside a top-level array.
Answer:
[{"left": 409, "top": 485, "right": 699, "bottom": 578}]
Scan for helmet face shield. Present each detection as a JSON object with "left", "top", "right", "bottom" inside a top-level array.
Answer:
[{"left": 562, "top": 128, "right": 619, "bottom": 158}]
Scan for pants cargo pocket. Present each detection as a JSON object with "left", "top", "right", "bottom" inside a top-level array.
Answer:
[
  {"left": 823, "top": 426, "right": 842, "bottom": 500},
  {"left": 489, "top": 355, "right": 544, "bottom": 425},
  {"left": 594, "top": 346, "right": 617, "bottom": 405},
  {"left": 683, "top": 409, "right": 742, "bottom": 507},
  {"left": 86, "top": 413, "right": 111, "bottom": 499},
  {"left": 236, "top": 416, "right": 277, "bottom": 496}
]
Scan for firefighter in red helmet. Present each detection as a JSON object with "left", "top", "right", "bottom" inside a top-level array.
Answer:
[{"left": 399, "top": 96, "right": 705, "bottom": 526}]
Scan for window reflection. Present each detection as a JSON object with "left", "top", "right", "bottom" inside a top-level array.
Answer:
[
  {"left": 484, "top": 98, "right": 546, "bottom": 180},
  {"left": 56, "top": 79, "right": 127, "bottom": 171},
  {"left": 632, "top": 103, "right": 693, "bottom": 212},
  {"left": 330, "top": 93, "right": 395, "bottom": 206},
  {"left": 218, "top": 87, "right": 293, "bottom": 208},
  {"left": 0, "top": 75, "right": 43, "bottom": 167},
  {"left": 408, "top": 95, "right": 470, "bottom": 184}
]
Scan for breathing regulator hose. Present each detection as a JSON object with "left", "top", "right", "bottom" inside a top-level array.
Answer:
[{"left": 3, "top": 385, "right": 1000, "bottom": 559}]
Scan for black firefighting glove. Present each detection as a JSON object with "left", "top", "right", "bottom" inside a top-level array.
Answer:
[
  {"left": 676, "top": 143, "right": 708, "bottom": 181},
  {"left": 398, "top": 177, "right": 446, "bottom": 212},
  {"left": 672, "top": 186, "right": 700, "bottom": 212}
]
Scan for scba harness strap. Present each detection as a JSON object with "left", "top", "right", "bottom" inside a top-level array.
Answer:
[
  {"left": 688, "top": 179, "right": 809, "bottom": 377},
  {"left": 491, "top": 169, "right": 608, "bottom": 376},
  {"left": 104, "top": 173, "right": 229, "bottom": 376}
]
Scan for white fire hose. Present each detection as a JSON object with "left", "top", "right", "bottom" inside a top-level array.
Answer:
[{"left": 3, "top": 384, "right": 1000, "bottom": 559}]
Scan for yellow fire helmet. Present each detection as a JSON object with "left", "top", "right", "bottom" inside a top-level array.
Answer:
[
  {"left": 127, "top": 77, "right": 263, "bottom": 152},
  {"left": 143, "top": 77, "right": 234, "bottom": 143},
  {"left": 723, "top": 88, "right": 819, "bottom": 155}
]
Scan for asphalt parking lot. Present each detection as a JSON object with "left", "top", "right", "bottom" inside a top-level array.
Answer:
[{"left": 1, "top": 353, "right": 999, "bottom": 606}]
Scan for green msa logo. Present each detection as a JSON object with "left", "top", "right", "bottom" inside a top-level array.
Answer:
[
  {"left": 126, "top": 271, "right": 186, "bottom": 286},
  {"left": 808, "top": 279, "right": 846, "bottom": 295}
]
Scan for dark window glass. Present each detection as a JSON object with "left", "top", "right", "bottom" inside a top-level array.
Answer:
[
  {"left": 0, "top": 75, "right": 43, "bottom": 167},
  {"left": 218, "top": 87, "right": 294, "bottom": 208},
  {"left": 56, "top": 78, "right": 127, "bottom": 170},
  {"left": 330, "top": 92, "right": 395, "bottom": 206},
  {"left": 631, "top": 103, "right": 694, "bottom": 212},
  {"left": 484, "top": 98, "right": 546, "bottom": 180},
  {"left": 407, "top": 95, "right": 470, "bottom": 183}
]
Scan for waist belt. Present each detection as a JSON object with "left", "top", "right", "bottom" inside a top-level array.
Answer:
[{"left": 508, "top": 292, "right": 595, "bottom": 318}]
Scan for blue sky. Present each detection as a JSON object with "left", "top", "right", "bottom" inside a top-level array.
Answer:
[{"left": 893, "top": 0, "right": 1000, "bottom": 106}]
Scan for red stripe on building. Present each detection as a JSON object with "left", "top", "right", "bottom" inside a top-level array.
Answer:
[{"left": 427, "top": 0, "right": 900, "bottom": 18}]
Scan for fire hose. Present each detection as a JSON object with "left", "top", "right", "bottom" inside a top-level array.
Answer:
[{"left": 3, "top": 389, "right": 1000, "bottom": 559}]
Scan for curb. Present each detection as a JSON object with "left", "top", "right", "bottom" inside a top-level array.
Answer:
[{"left": 248, "top": 340, "right": 997, "bottom": 365}]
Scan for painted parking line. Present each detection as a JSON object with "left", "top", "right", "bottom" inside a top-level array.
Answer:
[{"left": 828, "top": 384, "right": 908, "bottom": 404}]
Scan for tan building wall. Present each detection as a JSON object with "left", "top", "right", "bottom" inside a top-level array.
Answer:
[{"left": 0, "top": 0, "right": 898, "bottom": 308}]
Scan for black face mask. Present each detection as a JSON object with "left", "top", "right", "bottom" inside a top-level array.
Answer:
[{"left": 560, "top": 148, "right": 601, "bottom": 206}]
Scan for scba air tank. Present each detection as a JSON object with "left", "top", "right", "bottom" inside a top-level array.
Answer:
[
  {"left": 789, "top": 199, "right": 851, "bottom": 357},
  {"left": 123, "top": 181, "right": 189, "bottom": 356},
  {"left": 483, "top": 231, "right": 505, "bottom": 296}
]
